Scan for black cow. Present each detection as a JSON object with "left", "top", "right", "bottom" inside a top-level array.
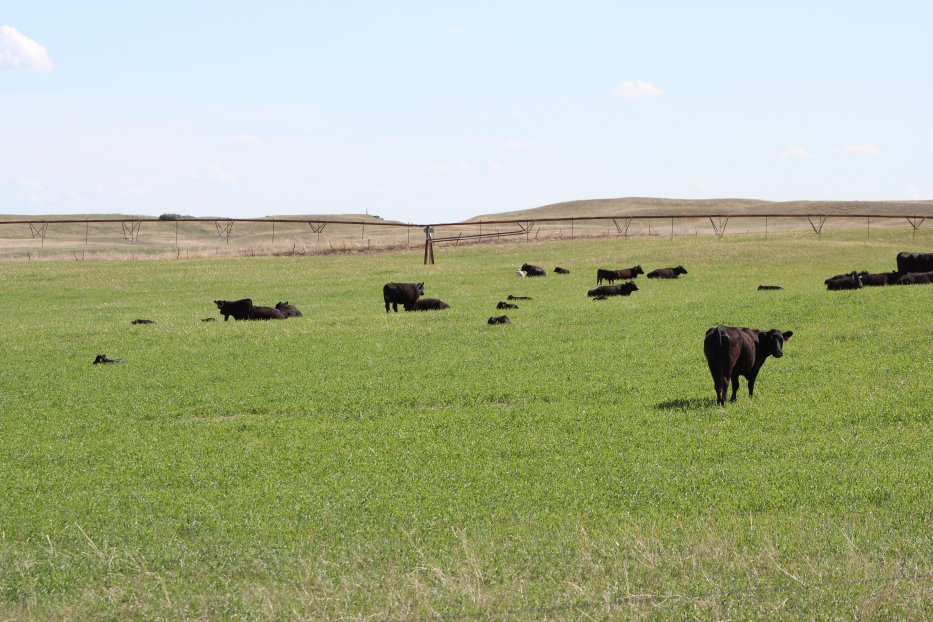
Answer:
[
  {"left": 757, "top": 285, "right": 783, "bottom": 290},
  {"left": 824, "top": 271, "right": 868, "bottom": 284},
  {"left": 896, "top": 252, "right": 933, "bottom": 275},
  {"left": 507, "top": 295, "right": 532, "bottom": 300},
  {"left": 554, "top": 267, "right": 570, "bottom": 274},
  {"left": 703, "top": 325, "right": 793, "bottom": 407},
  {"left": 826, "top": 272, "right": 863, "bottom": 290},
  {"left": 93, "top": 354, "right": 125, "bottom": 364},
  {"left": 895, "top": 271, "right": 933, "bottom": 285},
  {"left": 411, "top": 298, "right": 450, "bottom": 310},
  {"left": 647, "top": 265, "right": 687, "bottom": 279},
  {"left": 275, "top": 301, "right": 302, "bottom": 317},
  {"left": 591, "top": 295, "right": 609, "bottom": 301},
  {"left": 488, "top": 315, "right": 510, "bottom": 324},
  {"left": 383, "top": 282, "right": 424, "bottom": 312},
  {"left": 131, "top": 319, "right": 156, "bottom": 324},
  {"left": 860, "top": 271, "right": 899, "bottom": 287},
  {"left": 215, "top": 298, "right": 253, "bottom": 321},
  {"left": 497, "top": 301, "right": 518, "bottom": 309},
  {"left": 248, "top": 306, "right": 286, "bottom": 320},
  {"left": 587, "top": 282, "right": 639, "bottom": 297},
  {"left": 597, "top": 265, "right": 644, "bottom": 284},
  {"left": 520, "top": 263, "right": 546, "bottom": 277}
]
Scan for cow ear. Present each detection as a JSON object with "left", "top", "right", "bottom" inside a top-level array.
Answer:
[{"left": 782, "top": 331, "right": 793, "bottom": 341}]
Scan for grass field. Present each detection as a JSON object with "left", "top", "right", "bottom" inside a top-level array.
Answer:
[{"left": 1, "top": 229, "right": 932, "bottom": 620}]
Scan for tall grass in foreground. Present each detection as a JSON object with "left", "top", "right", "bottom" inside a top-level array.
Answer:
[{"left": 0, "top": 229, "right": 931, "bottom": 620}]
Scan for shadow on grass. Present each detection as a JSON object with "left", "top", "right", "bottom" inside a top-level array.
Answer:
[{"left": 656, "top": 397, "right": 717, "bottom": 411}]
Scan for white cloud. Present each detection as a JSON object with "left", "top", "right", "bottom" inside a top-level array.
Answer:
[
  {"left": 423, "top": 162, "right": 472, "bottom": 174},
  {"left": 235, "top": 134, "right": 262, "bottom": 145},
  {"left": 778, "top": 147, "right": 814, "bottom": 159},
  {"left": 196, "top": 164, "right": 236, "bottom": 184},
  {"left": 611, "top": 80, "right": 664, "bottom": 99},
  {"left": 841, "top": 143, "right": 881, "bottom": 156},
  {"left": 498, "top": 139, "right": 536, "bottom": 149},
  {"left": 0, "top": 25, "right": 53, "bottom": 72},
  {"left": 486, "top": 158, "right": 503, "bottom": 172}
]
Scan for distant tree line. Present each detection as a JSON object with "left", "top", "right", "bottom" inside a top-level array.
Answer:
[{"left": 158, "top": 213, "right": 190, "bottom": 221}]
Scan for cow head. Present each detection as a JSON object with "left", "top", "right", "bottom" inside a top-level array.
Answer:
[
  {"left": 634, "top": 265, "right": 644, "bottom": 275},
  {"left": 765, "top": 329, "right": 793, "bottom": 358},
  {"left": 675, "top": 265, "right": 688, "bottom": 274},
  {"left": 625, "top": 281, "right": 639, "bottom": 292},
  {"left": 214, "top": 300, "right": 225, "bottom": 309},
  {"left": 416, "top": 282, "right": 425, "bottom": 295}
]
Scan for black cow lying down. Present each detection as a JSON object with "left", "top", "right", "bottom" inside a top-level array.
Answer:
[
  {"left": 554, "top": 267, "right": 570, "bottom": 274},
  {"left": 275, "top": 301, "right": 302, "bottom": 317},
  {"left": 411, "top": 298, "right": 450, "bottom": 310},
  {"left": 757, "top": 285, "right": 783, "bottom": 290},
  {"left": 488, "top": 315, "right": 510, "bottom": 324},
  {"left": 521, "top": 263, "right": 546, "bottom": 277},
  {"left": 860, "top": 272, "right": 899, "bottom": 287},
  {"left": 93, "top": 354, "right": 125, "bottom": 364},
  {"left": 249, "top": 306, "right": 285, "bottom": 320},
  {"left": 384, "top": 282, "right": 424, "bottom": 312},
  {"left": 131, "top": 319, "right": 156, "bottom": 324},
  {"left": 647, "top": 265, "right": 687, "bottom": 279},
  {"left": 508, "top": 295, "right": 532, "bottom": 300},
  {"left": 704, "top": 325, "right": 792, "bottom": 406},
  {"left": 826, "top": 272, "right": 863, "bottom": 290},
  {"left": 215, "top": 298, "right": 252, "bottom": 321},
  {"left": 497, "top": 301, "right": 518, "bottom": 309},
  {"left": 896, "top": 271, "right": 933, "bottom": 285},
  {"left": 587, "top": 282, "right": 638, "bottom": 297}
]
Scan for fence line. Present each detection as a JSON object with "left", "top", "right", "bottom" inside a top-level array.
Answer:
[{"left": 0, "top": 214, "right": 927, "bottom": 263}]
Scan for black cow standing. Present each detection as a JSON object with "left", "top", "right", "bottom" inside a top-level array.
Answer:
[
  {"left": 647, "top": 265, "right": 688, "bottom": 279},
  {"left": 383, "top": 282, "right": 424, "bottom": 312},
  {"left": 597, "top": 265, "right": 644, "bottom": 284},
  {"left": 215, "top": 298, "right": 253, "bottom": 321},
  {"left": 704, "top": 325, "right": 793, "bottom": 406},
  {"left": 520, "top": 263, "right": 546, "bottom": 277},
  {"left": 587, "top": 282, "right": 639, "bottom": 297},
  {"left": 896, "top": 252, "right": 933, "bottom": 275}
]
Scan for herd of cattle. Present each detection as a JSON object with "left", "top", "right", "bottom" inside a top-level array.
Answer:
[
  {"left": 824, "top": 251, "right": 933, "bottom": 290},
  {"left": 195, "top": 250, "right": 929, "bottom": 406}
]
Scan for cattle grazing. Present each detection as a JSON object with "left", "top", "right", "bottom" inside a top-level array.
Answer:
[
  {"left": 383, "top": 282, "right": 424, "bottom": 312},
  {"left": 202, "top": 318, "right": 217, "bottom": 322},
  {"left": 520, "top": 263, "right": 546, "bottom": 277},
  {"left": 896, "top": 252, "right": 933, "bottom": 275},
  {"left": 411, "top": 298, "right": 450, "bottom": 310},
  {"left": 647, "top": 265, "right": 688, "bottom": 279},
  {"left": 487, "top": 315, "right": 510, "bottom": 325},
  {"left": 554, "top": 266, "right": 570, "bottom": 274},
  {"left": 215, "top": 298, "right": 253, "bottom": 321},
  {"left": 248, "top": 306, "right": 286, "bottom": 320},
  {"left": 93, "top": 354, "right": 125, "bottom": 364},
  {"left": 497, "top": 301, "right": 518, "bottom": 310},
  {"left": 757, "top": 285, "right": 783, "bottom": 290},
  {"left": 516, "top": 270, "right": 526, "bottom": 278},
  {"left": 703, "top": 325, "right": 793, "bottom": 406},
  {"left": 825, "top": 272, "right": 863, "bottom": 291},
  {"left": 895, "top": 271, "right": 933, "bottom": 285},
  {"left": 597, "top": 265, "right": 644, "bottom": 284},
  {"left": 275, "top": 301, "right": 302, "bottom": 317},
  {"left": 587, "top": 281, "right": 639, "bottom": 298},
  {"left": 131, "top": 319, "right": 156, "bottom": 324},
  {"left": 860, "top": 271, "right": 899, "bottom": 287},
  {"left": 507, "top": 295, "right": 532, "bottom": 300}
]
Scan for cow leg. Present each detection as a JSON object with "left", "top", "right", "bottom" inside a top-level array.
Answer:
[
  {"left": 718, "top": 377, "right": 728, "bottom": 406},
  {"left": 385, "top": 301, "right": 390, "bottom": 313},
  {"left": 748, "top": 371, "right": 759, "bottom": 398},
  {"left": 730, "top": 374, "right": 740, "bottom": 402}
]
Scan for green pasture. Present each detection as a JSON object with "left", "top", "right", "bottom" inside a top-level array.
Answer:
[{"left": 1, "top": 230, "right": 931, "bottom": 620}]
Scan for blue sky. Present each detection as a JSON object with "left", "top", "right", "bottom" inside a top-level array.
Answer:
[{"left": 1, "top": 1, "right": 931, "bottom": 222}]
